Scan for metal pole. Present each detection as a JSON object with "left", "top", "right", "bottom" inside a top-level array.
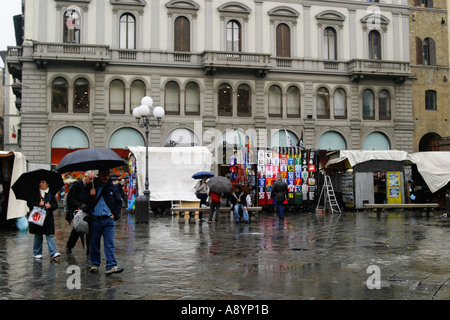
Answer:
[
  {"left": 144, "top": 117, "right": 153, "bottom": 216},
  {"left": 144, "top": 117, "right": 150, "bottom": 198}
]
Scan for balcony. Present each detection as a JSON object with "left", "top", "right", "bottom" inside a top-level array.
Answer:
[
  {"left": 32, "top": 42, "right": 110, "bottom": 70},
  {"left": 201, "top": 51, "right": 271, "bottom": 77},
  {"left": 348, "top": 59, "right": 412, "bottom": 83}
]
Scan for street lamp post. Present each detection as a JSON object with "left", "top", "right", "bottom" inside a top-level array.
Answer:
[{"left": 133, "top": 96, "right": 165, "bottom": 223}]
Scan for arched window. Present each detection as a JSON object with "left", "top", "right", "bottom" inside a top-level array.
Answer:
[
  {"left": 362, "top": 89, "right": 375, "bottom": 119},
  {"left": 423, "top": 37, "right": 436, "bottom": 66},
  {"left": 316, "top": 87, "right": 330, "bottom": 119},
  {"left": 52, "top": 77, "right": 68, "bottom": 113},
  {"left": 368, "top": 30, "right": 381, "bottom": 60},
  {"left": 73, "top": 78, "right": 89, "bottom": 113},
  {"left": 165, "top": 128, "right": 200, "bottom": 147},
  {"left": 323, "top": 27, "right": 337, "bottom": 60},
  {"left": 334, "top": 88, "right": 347, "bottom": 119},
  {"left": 165, "top": 81, "right": 180, "bottom": 115},
  {"left": 109, "top": 79, "right": 125, "bottom": 114},
  {"left": 378, "top": 90, "right": 391, "bottom": 119},
  {"left": 218, "top": 83, "right": 232, "bottom": 116},
  {"left": 287, "top": 86, "right": 300, "bottom": 118},
  {"left": 185, "top": 82, "right": 200, "bottom": 115},
  {"left": 237, "top": 84, "right": 251, "bottom": 116},
  {"left": 363, "top": 132, "right": 390, "bottom": 150},
  {"left": 120, "top": 13, "right": 136, "bottom": 49},
  {"left": 276, "top": 23, "right": 291, "bottom": 57},
  {"left": 174, "top": 16, "right": 190, "bottom": 52},
  {"left": 268, "top": 85, "right": 282, "bottom": 117},
  {"left": 63, "top": 8, "right": 81, "bottom": 43},
  {"left": 226, "top": 20, "right": 241, "bottom": 52},
  {"left": 130, "top": 80, "right": 146, "bottom": 111},
  {"left": 317, "top": 131, "right": 347, "bottom": 150}
]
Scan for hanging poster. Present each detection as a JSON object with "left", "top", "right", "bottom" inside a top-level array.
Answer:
[{"left": 387, "top": 171, "right": 402, "bottom": 204}]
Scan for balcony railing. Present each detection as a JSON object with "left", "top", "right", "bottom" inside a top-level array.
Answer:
[
  {"left": 32, "top": 43, "right": 110, "bottom": 62},
  {"left": 202, "top": 51, "right": 271, "bottom": 74},
  {"left": 348, "top": 59, "right": 411, "bottom": 81},
  {"left": 8, "top": 43, "right": 412, "bottom": 82}
]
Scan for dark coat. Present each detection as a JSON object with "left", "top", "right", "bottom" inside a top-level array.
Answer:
[
  {"left": 66, "top": 179, "right": 85, "bottom": 223},
  {"left": 233, "top": 190, "right": 247, "bottom": 206},
  {"left": 80, "top": 178, "right": 122, "bottom": 221},
  {"left": 271, "top": 179, "right": 288, "bottom": 203},
  {"left": 27, "top": 190, "right": 58, "bottom": 235}
]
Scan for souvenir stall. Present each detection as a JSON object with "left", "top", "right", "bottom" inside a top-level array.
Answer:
[
  {"left": 325, "top": 150, "right": 409, "bottom": 210},
  {"left": 256, "top": 147, "right": 319, "bottom": 211}
]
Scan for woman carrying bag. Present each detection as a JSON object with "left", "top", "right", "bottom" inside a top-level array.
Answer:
[{"left": 27, "top": 179, "right": 60, "bottom": 260}]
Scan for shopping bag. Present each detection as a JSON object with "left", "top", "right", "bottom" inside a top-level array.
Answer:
[
  {"left": 15, "top": 216, "right": 29, "bottom": 231},
  {"left": 73, "top": 210, "right": 89, "bottom": 234},
  {"left": 28, "top": 206, "right": 46, "bottom": 226}
]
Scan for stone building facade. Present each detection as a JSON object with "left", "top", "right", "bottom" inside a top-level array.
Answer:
[
  {"left": 6, "top": 0, "right": 414, "bottom": 170},
  {"left": 409, "top": 0, "right": 450, "bottom": 151}
]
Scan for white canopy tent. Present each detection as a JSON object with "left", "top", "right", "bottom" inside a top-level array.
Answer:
[
  {"left": 326, "top": 150, "right": 450, "bottom": 194},
  {"left": 128, "top": 146, "right": 213, "bottom": 202},
  {"left": 0, "top": 151, "right": 28, "bottom": 220},
  {"left": 326, "top": 150, "right": 409, "bottom": 168},
  {"left": 407, "top": 152, "right": 450, "bottom": 193}
]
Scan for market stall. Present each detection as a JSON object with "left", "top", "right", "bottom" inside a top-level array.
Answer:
[
  {"left": 0, "top": 151, "right": 27, "bottom": 228},
  {"left": 127, "top": 146, "right": 213, "bottom": 210},
  {"left": 326, "top": 150, "right": 410, "bottom": 209}
]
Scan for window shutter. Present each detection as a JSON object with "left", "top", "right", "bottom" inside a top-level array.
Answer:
[
  {"left": 415, "top": 37, "right": 423, "bottom": 65},
  {"left": 428, "top": 38, "right": 436, "bottom": 66}
]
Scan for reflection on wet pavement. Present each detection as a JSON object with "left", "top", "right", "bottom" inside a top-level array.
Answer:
[{"left": 1, "top": 209, "right": 450, "bottom": 300}]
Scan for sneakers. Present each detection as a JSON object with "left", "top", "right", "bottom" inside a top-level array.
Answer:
[
  {"left": 33, "top": 254, "right": 43, "bottom": 259},
  {"left": 89, "top": 265, "right": 98, "bottom": 273},
  {"left": 106, "top": 266, "right": 124, "bottom": 275},
  {"left": 50, "top": 252, "right": 61, "bottom": 261}
]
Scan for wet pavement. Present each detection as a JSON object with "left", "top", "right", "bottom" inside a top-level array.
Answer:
[{"left": 1, "top": 208, "right": 450, "bottom": 301}]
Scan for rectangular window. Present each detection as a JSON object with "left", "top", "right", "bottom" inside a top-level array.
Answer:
[{"left": 425, "top": 90, "right": 437, "bottom": 110}]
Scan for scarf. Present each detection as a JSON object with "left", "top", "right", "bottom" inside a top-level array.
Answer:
[{"left": 40, "top": 187, "right": 49, "bottom": 200}]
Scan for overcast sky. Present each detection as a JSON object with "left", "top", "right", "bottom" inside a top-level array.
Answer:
[{"left": 0, "top": 0, "right": 22, "bottom": 68}]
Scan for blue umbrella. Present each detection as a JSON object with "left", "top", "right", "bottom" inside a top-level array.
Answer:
[{"left": 192, "top": 171, "right": 214, "bottom": 179}]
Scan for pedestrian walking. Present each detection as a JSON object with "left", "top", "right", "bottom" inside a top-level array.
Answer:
[
  {"left": 27, "top": 179, "right": 60, "bottom": 260},
  {"left": 65, "top": 170, "right": 95, "bottom": 254},
  {"left": 233, "top": 185, "right": 249, "bottom": 223},
  {"left": 271, "top": 174, "right": 288, "bottom": 219},
  {"left": 208, "top": 190, "right": 221, "bottom": 224},
  {"left": 195, "top": 177, "right": 209, "bottom": 208},
  {"left": 80, "top": 168, "right": 124, "bottom": 274}
]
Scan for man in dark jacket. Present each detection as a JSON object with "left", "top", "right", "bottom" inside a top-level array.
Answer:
[
  {"left": 271, "top": 174, "right": 288, "bottom": 219},
  {"left": 80, "top": 168, "right": 123, "bottom": 274},
  {"left": 65, "top": 171, "right": 95, "bottom": 254}
]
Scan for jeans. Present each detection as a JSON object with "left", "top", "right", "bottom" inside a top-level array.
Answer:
[
  {"left": 234, "top": 203, "right": 249, "bottom": 222},
  {"left": 276, "top": 202, "right": 285, "bottom": 219},
  {"left": 90, "top": 216, "right": 117, "bottom": 269},
  {"left": 209, "top": 202, "right": 220, "bottom": 222},
  {"left": 33, "top": 234, "right": 57, "bottom": 256}
]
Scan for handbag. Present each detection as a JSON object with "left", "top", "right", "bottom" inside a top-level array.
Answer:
[{"left": 28, "top": 206, "right": 47, "bottom": 226}]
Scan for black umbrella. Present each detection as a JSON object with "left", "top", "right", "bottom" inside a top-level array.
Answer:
[
  {"left": 12, "top": 169, "right": 64, "bottom": 201},
  {"left": 56, "top": 148, "right": 126, "bottom": 173},
  {"left": 206, "top": 176, "right": 233, "bottom": 194}
]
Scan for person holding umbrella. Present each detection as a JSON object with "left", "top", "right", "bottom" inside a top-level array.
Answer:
[
  {"left": 28, "top": 179, "right": 60, "bottom": 260},
  {"left": 12, "top": 169, "right": 64, "bottom": 261},
  {"left": 80, "top": 168, "right": 123, "bottom": 274}
]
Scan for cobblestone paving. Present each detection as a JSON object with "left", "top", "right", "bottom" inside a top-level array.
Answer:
[{"left": 1, "top": 209, "right": 450, "bottom": 300}]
